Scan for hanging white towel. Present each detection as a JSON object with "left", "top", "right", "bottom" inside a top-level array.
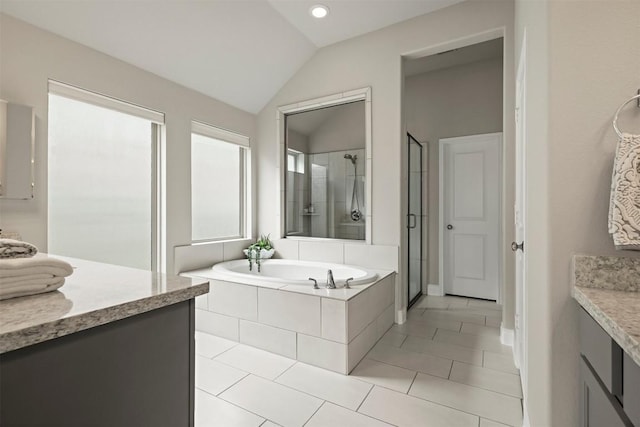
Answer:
[
  {"left": 608, "top": 132, "right": 640, "bottom": 250},
  {"left": 0, "top": 238, "right": 38, "bottom": 259}
]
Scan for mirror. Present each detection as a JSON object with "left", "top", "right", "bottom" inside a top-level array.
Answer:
[
  {"left": 0, "top": 100, "right": 35, "bottom": 199},
  {"left": 284, "top": 100, "right": 367, "bottom": 240}
]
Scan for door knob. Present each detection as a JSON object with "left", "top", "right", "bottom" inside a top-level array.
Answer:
[
  {"left": 447, "top": 224, "right": 453, "bottom": 230},
  {"left": 511, "top": 241, "right": 524, "bottom": 252}
]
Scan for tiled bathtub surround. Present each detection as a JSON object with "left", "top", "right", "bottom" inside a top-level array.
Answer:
[
  {"left": 572, "top": 254, "right": 640, "bottom": 366},
  {"left": 184, "top": 269, "right": 396, "bottom": 374}
]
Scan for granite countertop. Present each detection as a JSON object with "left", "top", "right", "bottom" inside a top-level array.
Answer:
[
  {"left": 573, "top": 255, "right": 640, "bottom": 366},
  {"left": 0, "top": 254, "right": 209, "bottom": 354}
]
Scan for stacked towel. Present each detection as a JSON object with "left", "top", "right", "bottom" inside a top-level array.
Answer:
[
  {"left": 0, "top": 256, "right": 74, "bottom": 300},
  {"left": 0, "top": 238, "right": 38, "bottom": 259},
  {"left": 609, "top": 132, "right": 640, "bottom": 250}
]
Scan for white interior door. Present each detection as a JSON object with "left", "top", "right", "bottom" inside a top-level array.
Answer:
[
  {"left": 441, "top": 133, "right": 501, "bottom": 300},
  {"left": 514, "top": 35, "right": 528, "bottom": 392}
]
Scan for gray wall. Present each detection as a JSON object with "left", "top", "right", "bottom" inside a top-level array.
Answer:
[
  {"left": 405, "top": 57, "right": 503, "bottom": 287},
  {"left": 257, "top": 0, "right": 515, "bottom": 321},
  {"left": 515, "top": 0, "right": 640, "bottom": 425},
  {"left": 0, "top": 14, "right": 256, "bottom": 274}
]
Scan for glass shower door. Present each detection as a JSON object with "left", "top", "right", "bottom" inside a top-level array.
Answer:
[{"left": 407, "top": 133, "right": 423, "bottom": 308}]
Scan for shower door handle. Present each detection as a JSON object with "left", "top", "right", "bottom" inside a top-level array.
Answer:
[{"left": 407, "top": 214, "right": 417, "bottom": 229}]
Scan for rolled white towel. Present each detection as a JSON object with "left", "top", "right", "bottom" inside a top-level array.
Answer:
[
  {"left": 0, "top": 238, "right": 38, "bottom": 259},
  {"left": 0, "top": 256, "right": 73, "bottom": 279}
]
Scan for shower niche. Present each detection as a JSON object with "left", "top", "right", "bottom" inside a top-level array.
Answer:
[{"left": 282, "top": 96, "right": 369, "bottom": 241}]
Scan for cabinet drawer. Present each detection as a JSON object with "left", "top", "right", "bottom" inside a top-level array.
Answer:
[
  {"left": 580, "top": 356, "right": 632, "bottom": 427},
  {"left": 580, "top": 308, "right": 617, "bottom": 393},
  {"left": 623, "top": 352, "right": 640, "bottom": 426}
]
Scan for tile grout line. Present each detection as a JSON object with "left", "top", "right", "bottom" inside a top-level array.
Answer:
[
  {"left": 197, "top": 382, "right": 271, "bottom": 423},
  {"left": 354, "top": 383, "right": 375, "bottom": 412},
  {"left": 272, "top": 360, "right": 298, "bottom": 382},
  {"left": 406, "top": 370, "right": 419, "bottom": 394},
  {"left": 301, "top": 400, "right": 326, "bottom": 427},
  {"left": 213, "top": 371, "right": 251, "bottom": 397}
]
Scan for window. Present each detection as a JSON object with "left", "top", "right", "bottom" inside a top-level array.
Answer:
[
  {"left": 191, "top": 122, "right": 250, "bottom": 241},
  {"left": 48, "top": 81, "right": 164, "bottom": 271}
]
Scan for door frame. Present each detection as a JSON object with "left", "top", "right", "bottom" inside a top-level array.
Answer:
[
  {"left": 438, "top": 132, "right": 503, "bottom": 300},
  {"left": 515, "top": 31, "right": 529, "bottom": 416}
]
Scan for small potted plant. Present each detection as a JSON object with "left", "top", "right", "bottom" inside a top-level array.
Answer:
[{"left": 244, "top": 234, "right": 274, "bottom": 272}]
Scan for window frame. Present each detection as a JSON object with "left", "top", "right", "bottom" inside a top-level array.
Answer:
[
  {"left": 47, "top": 80, "right": 166, "bottom": 271},
  {"left": 191, "top": 121, "right": 251, "bottom": 243}
]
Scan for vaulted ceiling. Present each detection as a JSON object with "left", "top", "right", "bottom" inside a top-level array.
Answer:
[{"left": 0, "top": 0, "right": 465, "bottom": 113}]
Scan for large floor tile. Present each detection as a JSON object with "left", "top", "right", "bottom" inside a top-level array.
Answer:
[
  {"left": 219, "top": 375, "right": 322, "bottom": 427},
  {"left": 377, "top": 329, "right": 407, "bottom": 347},
  {"left": 305, "top": 402, "right": 392, "bottom": 427},
  {"left": 483, "top": 351, "right": 519, "bottom": 375},
  {"left": 366, "top": 343, "right": 452, "bottom": 379},
  {"left": 390, "top": 322, "right": 437, "bottom": 339},
  {"left": 195, "top": 389, "right": 264, "bottom": 427},
  {"left": 461, "top": 322, "right": 500, "bottom": 337},
  {"left": 196, "top": 356, "right": 248, "bottom": 396},
  {"left": 467, "top": 299, "right": 502, "bottom": 310},
  {"left": 196, "top": 331, "right": 237, "bottom": 359},
  {"left": 485, "top": 316, "right": 502, "bottom": 327},
  {"left": 350, "top": 358, "right": 417, "bottom": 393},
  {"left": 433, "top": 329, "right": 511, "bottom": 354},
  {"left": 447, "top": 306, "right": 502, "bottom": 318},
  {"left": 406, "top": 307, "right": 426, "bottom": 319},
  {"left": 415, "top": 297, "right": 451, "bottom": 309},
  {"left": 401, "top": 335, "right": 483, "bottom": 366},
  {"left": 214, "top": 344, "right": 296, "bottom": 380},
  {"left": 409, "top": 372, "right": 522, "bottom": 426},
  {"left": 449, "top": 361, "right": 522, "bottom": 398},
  {"left": 422, "top": 309, "right": 486, "bottom": 326},
  {"left": 275, "top": 363, "right": 372, "bottom": 411},
  {"left": 480, "top": 418, "right": 512, "bottom": 427},
  {"left": 405, "top": 316, "right": 462, "bottom": 332},
  {"left": 359, "top": 386, "right": 479, "bottom": 427}
]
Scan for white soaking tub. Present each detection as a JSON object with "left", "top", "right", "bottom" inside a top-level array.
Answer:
[
  {"left": 183, "top": 259, "right": 395, "bottom": 374},
  {"left": 210, "top": 259, "right": 378, "bottom": 288}
]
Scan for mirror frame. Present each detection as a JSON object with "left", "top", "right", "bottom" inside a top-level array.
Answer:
[{"left": 276, "top": 87, "right": 372, "bottom": 243}]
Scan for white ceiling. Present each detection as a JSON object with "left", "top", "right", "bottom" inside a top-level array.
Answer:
[{"left": 0, "top": 0, "right": 465, "bottom": 114}]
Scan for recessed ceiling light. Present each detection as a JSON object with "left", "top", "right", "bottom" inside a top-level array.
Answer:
[{"left": 310, "top": 4, "right": 329, "bottom": 19}]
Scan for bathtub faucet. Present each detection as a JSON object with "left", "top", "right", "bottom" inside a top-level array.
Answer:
[{"left": 326, "top": 270, "right": 336, "bottom": 289}]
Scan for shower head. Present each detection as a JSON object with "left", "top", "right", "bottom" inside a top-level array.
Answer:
[{"left": 344, "top": 154, "right": 357, "bottom": 165}]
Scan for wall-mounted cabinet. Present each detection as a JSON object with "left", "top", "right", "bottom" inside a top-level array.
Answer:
[{"left": 0, "top": 100, "right": 35, "bottom": 199}]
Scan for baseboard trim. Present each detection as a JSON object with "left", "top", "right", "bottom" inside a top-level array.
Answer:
[
  {"left": 396, "top": 309, "right": 407, "bottom": 325},
  {"left": 522, "top": 396, "right": 530, "bottom": 427},
  {"left": 500, "top": 324, "right": 514, "bottom": 347},
  {"left": 427, "top": 284, "right": 443, "bottom": 296}
]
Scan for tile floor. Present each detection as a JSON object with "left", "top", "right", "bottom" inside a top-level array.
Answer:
[{"left": 195, "top": 295, "right": 523, "bottom": 427}]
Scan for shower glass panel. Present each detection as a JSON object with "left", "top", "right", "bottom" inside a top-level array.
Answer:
[{"left": 407, "top": 133, "right": 423, "bottom": 308}]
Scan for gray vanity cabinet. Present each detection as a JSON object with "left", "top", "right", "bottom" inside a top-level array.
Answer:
[
  {"left": 623, "top": 352, "right": 640, "bottom": 426},
  {"left": 579, "top": 308, "right": 635, "bottom": 427}
]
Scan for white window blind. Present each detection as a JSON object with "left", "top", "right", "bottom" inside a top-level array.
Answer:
[
  {"left": 48, "top": 80, "right": 165, "bottom": 124},
  {"left": 192, "top": 120, "right": 250, "bottom": 148}
]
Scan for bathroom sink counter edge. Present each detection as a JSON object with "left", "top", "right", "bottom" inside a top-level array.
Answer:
[
  {"left": 0, "top": 254, "right": 209, "bottom": 354},
  {"left": 572, "top": 254, "right": 640, "bottom": 367}
]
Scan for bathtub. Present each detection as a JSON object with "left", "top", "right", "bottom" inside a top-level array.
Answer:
[
  {"left": 183, "top": 258, "right": 396, "bottom": 374},
  {"left": 210, "top": 259, "right": 378, "bottom": 288}
]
